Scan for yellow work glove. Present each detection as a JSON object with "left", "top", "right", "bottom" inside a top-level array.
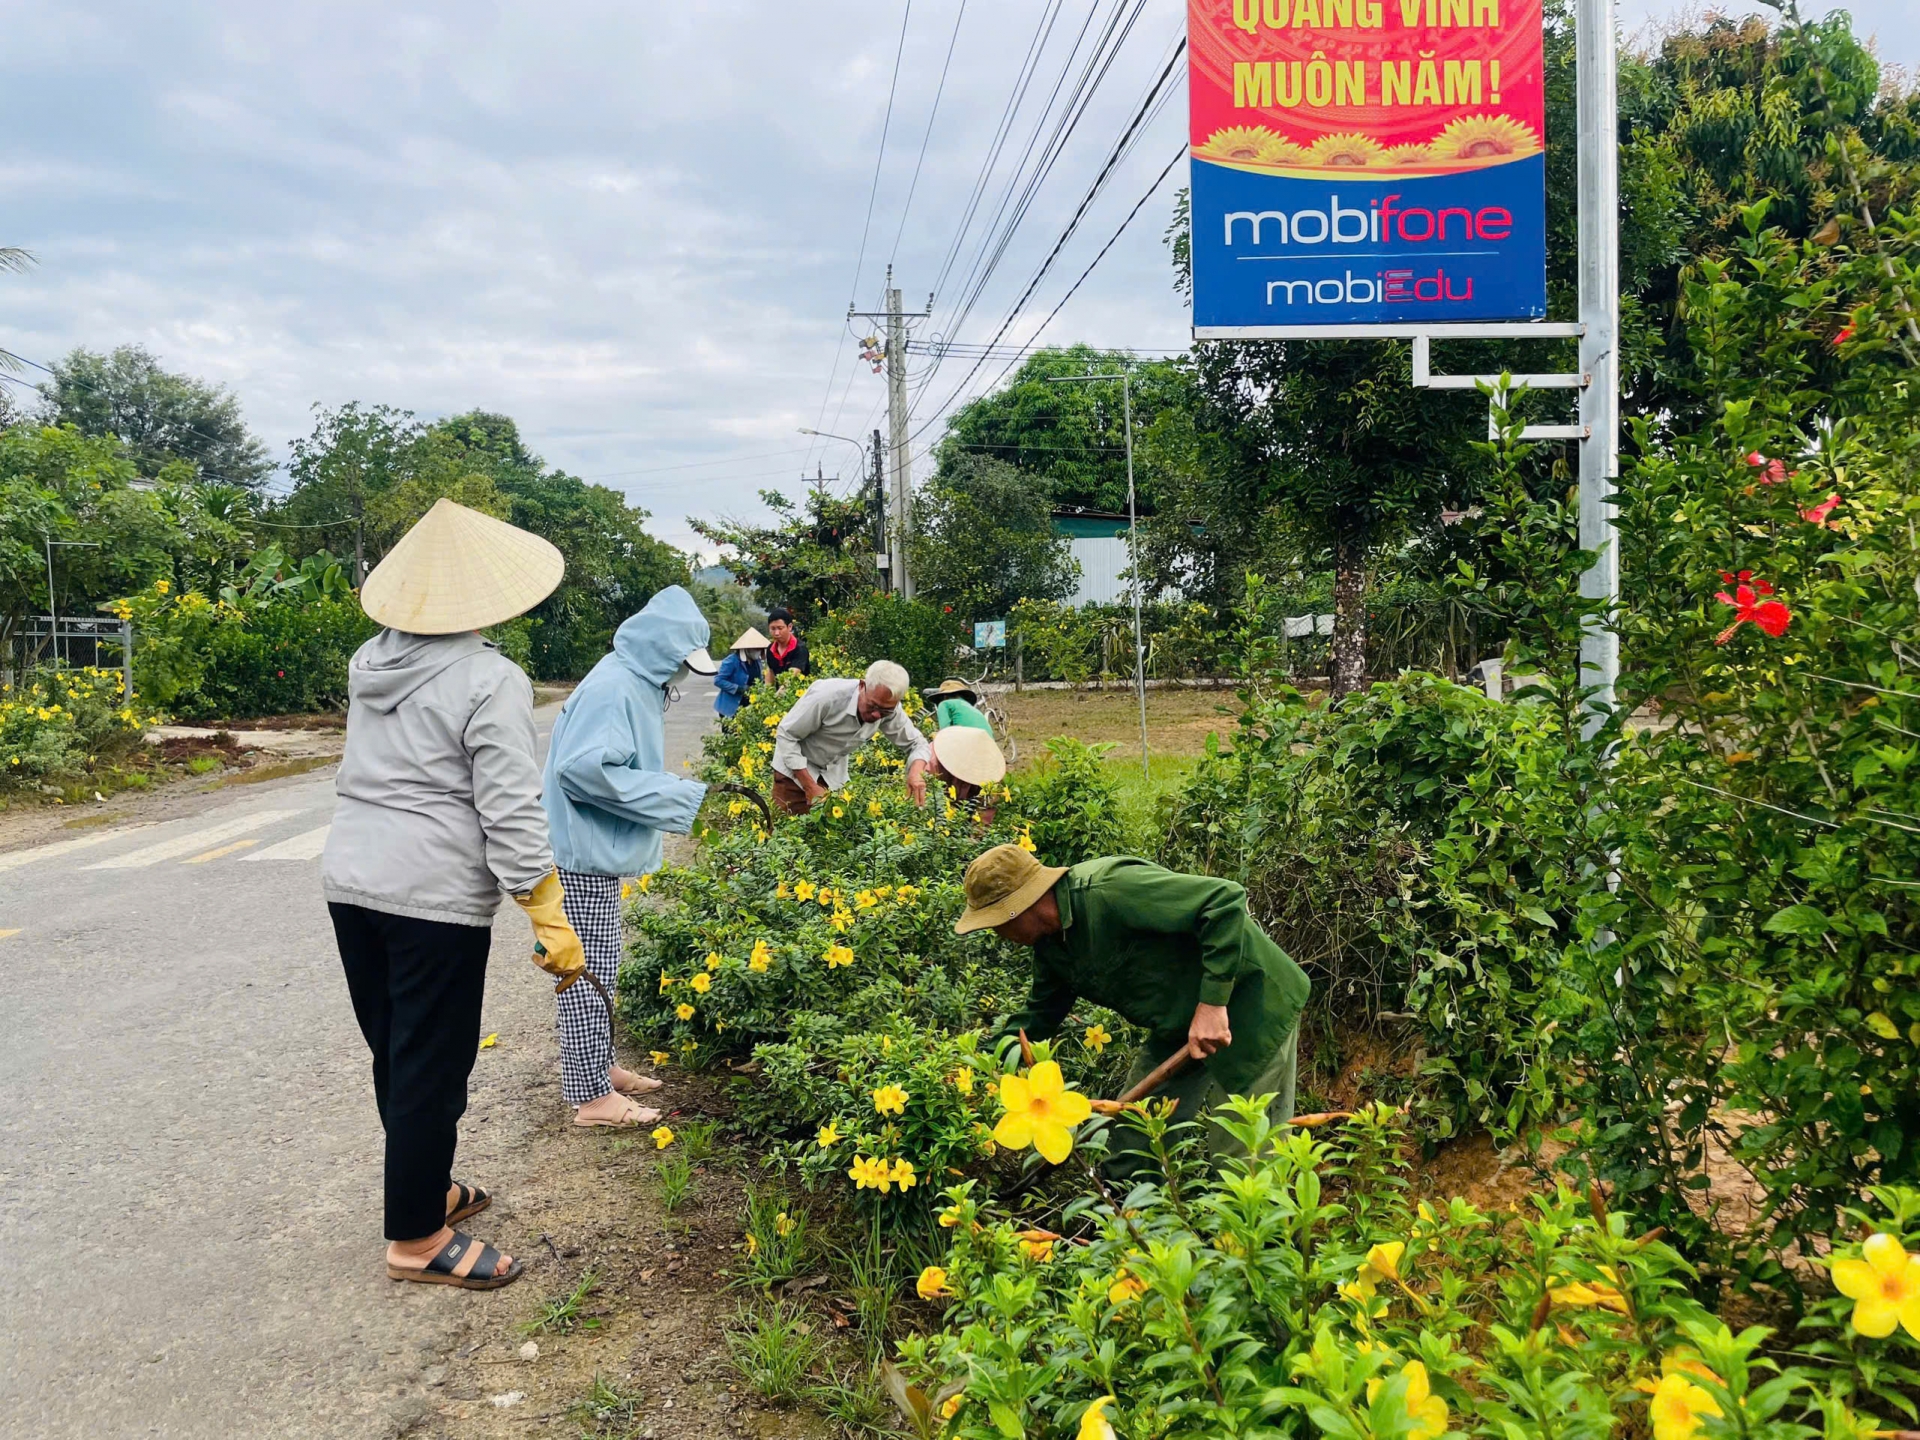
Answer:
[{"left": 514, "top": 872, "right": 585, "bottom": 993}]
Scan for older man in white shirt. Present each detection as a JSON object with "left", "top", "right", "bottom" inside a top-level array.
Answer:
[{"left": 770, "top": 660, "right": 933, "bottom": 815}]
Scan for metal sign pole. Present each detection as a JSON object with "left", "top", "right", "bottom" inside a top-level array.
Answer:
[{"left": 1576, "top": 0, "right": 1621, "bottom": 735}]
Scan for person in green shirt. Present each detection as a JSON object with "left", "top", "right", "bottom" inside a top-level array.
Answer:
[
  {"left": 954, "top": 843, "right": 1310, "bottom": 1173},
  {"left": 926, "top": 678, "right": 994, "bottom": 735}
]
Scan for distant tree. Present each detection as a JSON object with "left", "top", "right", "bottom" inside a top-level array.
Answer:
[
  {"left": 36, "top": 345, "right": 273, "bottom": 487},
  {"left": 692, "top": 487, "right": 879, "bottom": 621},
  {"left": 909, "top": 455, "right": 1078, "bottom": 622},
  {"left": 277, "top": 402, "right": 424, "bottom": 580},
  {"left": 932, "top": 345, "right": 1184, "bottom": 513},
  {"left": 0, "top": 248, "right": 31, "bottom": 381},
  {"left": 0, "top": 425, "right": 185, "bottom": 657}
]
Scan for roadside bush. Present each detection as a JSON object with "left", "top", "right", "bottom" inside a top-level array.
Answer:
[
  {"left": 625, "top": 660, "right": 1127, "bottom": 1218},
  {"left": 816, "top": 594, "right": 965, "bottom": 694},
  {"left": 0, "top": 667, "right": 155, "bottom": 789},
  {"left": 1165, "top": 674, "right": 1579, "bottom": 1143},
  {"left": 898, "top": 1103, "right": 1920, "bottom": 1440},
  {"left": 1011, "top": 738, "right": 1128, "bottom": 867}
]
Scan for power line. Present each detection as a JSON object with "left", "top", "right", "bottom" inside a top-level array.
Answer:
[
  {"left": 889, "top": 0, "right": 970, "bottom": 264},
  {"left": 807, "top": 0, "right": 914, "bottom": 476},
  {"left": 915, "top": 11, "right": 1176, "bottom": 419},
  {"left": 912, "top": 34, "right": 1184, "bottom": 437},
  {"left": 848, "top": 0, "right": 914, "bottom": 309}
]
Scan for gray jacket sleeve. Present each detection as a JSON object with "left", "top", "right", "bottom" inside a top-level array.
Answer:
[
  {"left": 772, "top": 684, "right": 826, "bottom": 778},
  {"left": 878, "top": 703, "right": 933, "bottom": 767},
  {"left": 464, "top": 663, "right": 554, "bottom": 896}
]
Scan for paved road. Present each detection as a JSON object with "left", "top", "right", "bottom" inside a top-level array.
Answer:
[{"left": 1, "top": 684, "right": 715, "bottom": 1439}]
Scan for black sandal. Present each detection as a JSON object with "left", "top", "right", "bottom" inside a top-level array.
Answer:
[
  {"left": 387, "top": 1230, "right": 523, "bottom": 1290},
  {"left": 447, "top": 1182, "right": 491, "bottom": 1225}
]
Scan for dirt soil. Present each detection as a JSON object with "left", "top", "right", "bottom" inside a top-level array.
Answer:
[
  {"left": 990, "top": 686, "right": 1243, "bottom": 763},
  {"left": 403, "top": 838, "right": 842, "bottom": 1440}
]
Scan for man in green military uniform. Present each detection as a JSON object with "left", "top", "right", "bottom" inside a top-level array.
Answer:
[{"left": 954, "top": 843, "right": 1310, "bottom": 1168}]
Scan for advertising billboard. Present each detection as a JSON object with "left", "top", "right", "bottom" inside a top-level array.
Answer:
[{"left": 1188, "top": 0, "right": 1547, "bottom": 332}]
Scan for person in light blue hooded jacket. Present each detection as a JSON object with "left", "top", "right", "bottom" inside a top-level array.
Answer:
[{"left": 542, "top": 584, "right": 714, "bottom": 1125}]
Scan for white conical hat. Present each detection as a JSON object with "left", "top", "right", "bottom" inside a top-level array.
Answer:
[
  {"left": 360, "top": 498, "right": 565, "bottom": 635},
  {"left": 932, "top": 726, "right": 1007, "bottom": 787},
  {"left": 732, "top": 627, "right": 771, "bottom": 650}
]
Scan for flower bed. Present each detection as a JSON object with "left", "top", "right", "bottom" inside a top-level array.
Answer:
[
  {"left": 0, "top": 667, "right": 158, "bottom": 792},
  {"left": 899, "top": 1103, "right": 1920, "bottom": 1440},
  {"left": 621, "top": 663, "right": 1130, "bottom": 1217}
]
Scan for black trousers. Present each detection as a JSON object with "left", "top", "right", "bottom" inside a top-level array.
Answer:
[{"left": 329, "top": 903, "right": 492, "bottom": 1241}]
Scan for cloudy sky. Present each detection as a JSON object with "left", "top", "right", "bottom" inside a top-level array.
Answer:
[{"left": 1, "top": 0, "right": 1911, "bottom": 555}]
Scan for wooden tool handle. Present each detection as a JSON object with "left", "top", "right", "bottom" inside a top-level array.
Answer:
[{"left": 1115, "top": 1044, "right": 1197, "bottom": 1106}]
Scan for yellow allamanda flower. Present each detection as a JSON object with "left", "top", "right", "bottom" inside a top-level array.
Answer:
[
  {"left": 848, "top": 1154, "right": 892, "bottom": 1192},
  {"left": 895, "top": 884, "right": 920, "bottom": 904},
  {"left": 875, "top": 884, "right": 894, "bottom": 899},
  {"left": 1550, "top": 1265, "right": 1631, "bottom": 1315},
  {"left": 938, "top": 1203, "right": 965, "bottom": 1229},
  {"left": 940, "top": 1395, "right": 963, "bottom": 1421},
  {"left": 1643, "top": 1365, "right": 1723, "bottom": 1440},
  {"left": 854, "top": 889, "right": 878, "bottom": 910},
  {"left": 749, "top": 940, "right": 774, "bottom": 973},
  {"left": 951, "top": 1066, "right": 975, "bottom": 1095},
  {"left": 676, "top": 1002, "right": 696, "bottom": 1021},
  {"left": 916, "top": 1265, "right": 951, "bottom": 1300},
  {"left": 776, "top": 880, "right": 791, "bottom": 899},
  {"left": 652, "top": 1126, "right": 675, "bottom": 1149},
  {"left": 1078, "top": 1397, "right": 1117, "bottom": 1440},
  {"left": 1365, "top": 1241, "right": 1405, "bottom": 1282},
  {"left": 704, "top": 951, "right": 722, "bottom": 971},
  {"left": 831, "top": 805, "right": 844, "bottom": 818},
  {"left": 992, "top": 1061, "right": 1092, "bottom": 1165},
  {"left": 794, "top": 880, "right": 817, "bottom": 902},
  {"left": 689, "top": 972, "right": 711, "bottom": 994},
  {"left": 1108, "top": 1271, "right": 1147, "bottom": 1304},
  {"left": 1016, "top": 828, "right": 1037, "bottom": 853},
  {"left": 828, "top": 907, "right": 855, "bottom": 933},
  {"left": 1832, "top": 1232, "right": 1920, "bottom": 1338},
  {"left": 889, "top": 1157, "right": 917, "bottom": 1190},
  {"left": 775, "top": 1212, "right": 796, "bottom": 1237},
  {"left": 816, "top": 1120, "right": 841, "bottom": 1148},
  {"left": 1084, "top": 1023, "right": 1111, "bottom": 1054},
  {"left": 1366, "top": 1361, "right": 1448, "bottom": 1440},
  {"left": 659, "top": 970, "right": 675, "bottom": 993},
  {"left": 638, "top": 872, "right": 651, "bottom": 893},
  {"left": 1017, "top": 1231, "right": 1055, "bottom": 1263},
  {"left": 738, "top": 752, "right": 755, "bottom": 779},
  {"left": 745, "top": 1232, "right": 759, "bottom": 1258},
  {"left": 872, "top": 1084, "right": 908, "bottom": 1116},
  {"left": 650, "top": 1050, "right": 671, "bottom": 1066},
  {"left": 823, "top": 943, "right": 854, "bottom": 968},
  {"left": 867, "top": 800, "right": 884, "bottom": 817}
]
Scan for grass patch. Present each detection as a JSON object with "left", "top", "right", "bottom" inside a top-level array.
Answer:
[
  {"left": 724, "top": 1300, "right": 824, "bottom": 1405},
  {"left": 570, "top": 1373, "right": 645, "bottom": 1436},
  {"left": 520, "top": 1268, "right": 603, "bottom": 1336},
  {"left": 656, "top": 1149, "right": 694, "bottom": 1213},
  {"left": 993, "top": 685, "right": 1240, "bottom": 762},
  {"left": 186, "top": 755, "right": 224, "bottom": 775}
]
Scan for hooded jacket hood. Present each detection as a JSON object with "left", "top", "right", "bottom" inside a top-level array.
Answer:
[
  {"left": 613, "top": 585, "right": 711, "bottom": 688},
  {"left": 349, "top": 629, "right": 494, "bottom": 715}
]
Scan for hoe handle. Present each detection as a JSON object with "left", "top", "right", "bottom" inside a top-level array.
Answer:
[{"left": 1115, "top": 1044, "right": 1198, "bottom": 1105}]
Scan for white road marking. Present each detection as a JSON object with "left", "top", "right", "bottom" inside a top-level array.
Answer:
[
  {"left": 84, "top": 809, "right": 300, "bottom": 870},
  {"left": 243, "top": 824, "right": 332, "bottom": 862},
  {"left": 0, "top": 826, "right": 152, "bottom": 874}
]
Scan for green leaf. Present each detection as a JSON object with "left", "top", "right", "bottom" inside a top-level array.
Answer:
[
  {"left": 1762, "top": 904, "right": 1831, "bottom": 937},
  {"left": 1865, "top": 1011, "right": 1900, "bottom": 1040}
]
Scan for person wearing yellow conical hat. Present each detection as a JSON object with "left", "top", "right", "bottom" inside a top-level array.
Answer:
[
  {"left": 928, "top": 724, "right": 1006, "bottom": 824},
  {"left": 713, "top": 626, "right": 769, "bottom": 722},
  {"left": 321, "top": 498, "right": 582, "bottom": 1293}
]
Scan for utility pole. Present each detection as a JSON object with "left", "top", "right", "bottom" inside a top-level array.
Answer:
[
  {"left": 1048, "top": 371, "right": 1149, "bottom": 780},
  {"left": 848, "top": 267, "right": 932, "bottom": 600},
  {"left": 1576, "top": 0, "right": 1620, "bottom": 736},
  {"left": 871, "top": 428, "right": 887, "bottom": 571}
]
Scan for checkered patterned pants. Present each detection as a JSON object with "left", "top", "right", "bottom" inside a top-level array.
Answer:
[{"left": 556, "top": 871, "right": 624, "bottom": 1106}]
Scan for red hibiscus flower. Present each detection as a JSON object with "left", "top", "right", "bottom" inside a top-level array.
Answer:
[
  {"left": 1801, "top": 494, "right": 1842, "bottom": 528},
  {"left": 1832, "top": 324, "right": 1855, "bottom": 347},
  {"left": 1744, "top": 452, "right": 1789, "bottom": 485},
  {"left": 1714, "top": 570, "right": 1792, "bottom": 644}
]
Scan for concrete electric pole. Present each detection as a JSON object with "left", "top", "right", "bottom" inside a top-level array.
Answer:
[{"left": 849, "top": 267, "right": 932, "bottom": 599}]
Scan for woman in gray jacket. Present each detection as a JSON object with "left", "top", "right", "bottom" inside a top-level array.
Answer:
[{"left": 322, "top": 499, "right": 585, "bottom": 1291}]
